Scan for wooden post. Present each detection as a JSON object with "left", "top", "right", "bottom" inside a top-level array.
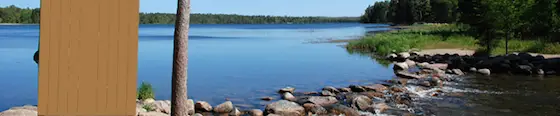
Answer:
[{"left": 37, "top": 0, "right": 139, "bottom": 115}]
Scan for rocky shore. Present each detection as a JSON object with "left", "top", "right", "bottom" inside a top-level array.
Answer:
[{"left": 4, "top": 50, "right": 557, "bottom": 116}]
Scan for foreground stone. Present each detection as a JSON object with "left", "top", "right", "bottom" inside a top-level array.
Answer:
[
  {"left": 296, "top": 96, "right": 338, "bottom": 106},
  {"left": 265, "top": 100, "right": 305, "bottom": 116},
  {"left": 248, "top": 109, "right": 263, "bottom": 116},
  {"left": 214, "top": 101, "right": 234, "bottom": 113},
  {"left": 195, "top": 101, "right": 213, "bottom": 112},
  {"left": 0, "top": 105, "right": 37, "bottom": 116}
]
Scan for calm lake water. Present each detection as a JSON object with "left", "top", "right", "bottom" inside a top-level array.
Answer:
[{"left": 0, "top": 23, "right": 395, "bottom": 110}]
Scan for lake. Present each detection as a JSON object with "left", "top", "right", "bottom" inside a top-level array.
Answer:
[{"left": 0, "top": 23, "right": 395, "bottom": 110}]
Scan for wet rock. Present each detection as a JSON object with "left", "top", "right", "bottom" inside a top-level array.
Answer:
[
  {"left": 229, "top": 107, "right": 242, "bottom": 116},
  {"left": 278, "top": 87, "right": 295, "bottom": 93},
  {"left": 349, "top": 85, "right": 366, "bottom": 92},
  {"left": 324, "top": 104, "right": 360, "bottom": 116},
  {"left": 350, "top": 95, "right": 372, "bottom": 110},
  {"left": 214, "top": 101, "right": 234, "bottom": 113},
  {"left": 363, "top": 84, "right": 388, "bottom": 92},
  {"left": 282, "top": 92, "right": 296, "bottom": 101},
  {"left": 261, "top": 97, "right": 274, "bottom": 101},
  {"left": 138, "top": 112, "right": 168, "bottom": 116},
  {"left": 296, "top": 96, "right": 338, "bottom": 106},
  {"left": 320, "top": 90, "right": 336, "bottom": 96},
  {"left": 264, "top": 100, "right": 305, "bottom": 116},
  {"left": 322, "top": 86, "right": 340, "bottom": 93},
  {"left": 303, "top": 103, "right": 327, "bottom": 115},
  {"left": 452, "top": 69, "right": 464, "bottom": 75},
  {"left": 360, "top": 92, "right": 384, "bottom": 98},
  {"left": 195, "top": 101, "right": 213, "bottom": 112},
  {"left": 477, "top": 69, "right": 491, "bottom": 75},
  {"left": 338, "top": 88, "right": 352, "bottom": 92},
  {"left": 248, "top": 109, "right": 264, "bottom": 116}
]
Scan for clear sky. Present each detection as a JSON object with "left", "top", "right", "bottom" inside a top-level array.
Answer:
[{"left": 0, "top": 0, "right": 378, "bottom": 17}]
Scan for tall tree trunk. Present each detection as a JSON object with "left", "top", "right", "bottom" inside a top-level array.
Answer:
[{"left": 171, "top": 0, "right": 190, "bottom": 115}]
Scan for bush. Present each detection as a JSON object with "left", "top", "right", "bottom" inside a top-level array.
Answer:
[{"left": 137, "top": 82, "right": 155, "bottom": 100}]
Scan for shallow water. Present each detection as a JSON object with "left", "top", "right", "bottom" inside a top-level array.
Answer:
[{"left": 0, "top": 23, "right": 394, "bottom": 110}]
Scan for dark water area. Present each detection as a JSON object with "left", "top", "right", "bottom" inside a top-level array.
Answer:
[{"left": 2, "top": 23, "right": 560, "bottom": 116}]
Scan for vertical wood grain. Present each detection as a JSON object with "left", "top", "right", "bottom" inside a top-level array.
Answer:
[
  {"left": 57, "top": 0, "right": 71, "bottom": 114},
  {"left": 127, "top": 0, "right": 140, "bottom": 115},
  {"left": 97, "top": 0, "right": 109, "bottom": 115},
  {"left": 47, "top": 0, "right": 61, "bottom": 114},
  {"left": 37, "top": 0, "right": 51, "bottom": 115}
]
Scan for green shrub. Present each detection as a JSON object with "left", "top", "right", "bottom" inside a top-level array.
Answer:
[
  {"left": 137, "top": 82, "right": 155, "bottom": 100},
  {"left": 142, "top": 104, "right": 155, "bottom": 112}
]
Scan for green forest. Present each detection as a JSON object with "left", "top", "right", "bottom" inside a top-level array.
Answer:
[
  {"left": 0, "top": 5, "right": 359, "bottom": 24},
  {"left": 359, "top": 0, "right": 560, "bottom": 54}
]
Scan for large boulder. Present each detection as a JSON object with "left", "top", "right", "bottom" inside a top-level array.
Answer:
[
  {"left": 302, "top": 103, "right": 327, "bottom": 115},
  {"left": 282, "top": 92, "right": 297, "bottom": 101},
  {"left": 145, "top": 100, "right": 171, "bottom": 114},
  {"left": 248, "top": 109, "right": 263, "bottom": 116},
  {"left": 296, "top": 96, "right": 338, "bottom": 106},
  {"left": 349, "top": 95, "right": 372, "bottom": 110},
  {"left": 264, "top": 100, "right": 305, "bottom": 116},
  {"left": 393, "top": 62, "right": 409, "bottom": 71},
  {"left": 0, "top": 106, "right": 37, "bottom": 116}
]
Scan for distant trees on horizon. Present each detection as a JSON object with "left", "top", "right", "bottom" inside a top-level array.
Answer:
[{"left": 0, "top": 5, "right": 360, "bottom": 24}]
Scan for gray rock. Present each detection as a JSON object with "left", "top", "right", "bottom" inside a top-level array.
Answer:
[
  {"left": 350, "top": 95, "right": 372, "bottom": 110},
  {"left": 320, "top": 90, "right": 336, "bottom": 96},
  {"left": 138, "top": 112, "right": 169, "bottom": 116},
  {"left": 452, "top": 69, "right": 464, "bottom": 75},
  {"left": 279, "top": 87, "right": 296, "bottom": 93},
  {"left": 322, "top": 86, "right": 340, "bottom": 93},
  {"left": 214, "top": 101, "right": 234, "bottom": 113},
  {"left": 264, "top": 100, "right": 305, "bottom": 116},
  {"left": 146, "top": 100, "right": 171, "bottom": 114},
  {"left": 302, "top": 103, "right": 327, "bottom": 115},
  {"left": 195, "top": 101, "right": 213, "bottom": 112},
  {"left": 248, "top": 109, "right": 264, "bottom": 116},
  {"left": 393, "top": 62, "right": 409, "bottom": 71},
  {"left": 192, "top": 113, "right": 203, "bottom": 116},
  {"left": 282, "top": 92, "right": 296, "bottom": 101},
  {"left": 387, "top": 54, "right": 398, "bottom": 59},
  {"left": 478, "top": 69, "right": 491, "bottom": 75},
  {"left": 296, "top": 96, "right": 338, "bottom": 106}
]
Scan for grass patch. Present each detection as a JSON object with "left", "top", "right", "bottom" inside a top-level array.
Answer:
[
  {"left": 346, "top": 24, "right": 478, "bottom": 56},
  {"left": 347, "top": 23, "right": 560, "bottom": 56},
  {"left": 142, "top": 104, "right": 156, "bottom": 112},
  {"left": 137, "top": 82, "right": 155, "bottom": 101}
]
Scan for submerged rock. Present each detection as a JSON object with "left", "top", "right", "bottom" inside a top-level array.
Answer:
[
  {"left": 265, "top": 100, "right": 305, "bottom": 116},
  {"left": 261, "top": 97, "right": 274, "bottom": 101}
]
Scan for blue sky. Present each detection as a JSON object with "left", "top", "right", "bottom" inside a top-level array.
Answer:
[{"left": 0, "top": 0, "right": 379, "bottom": 17}]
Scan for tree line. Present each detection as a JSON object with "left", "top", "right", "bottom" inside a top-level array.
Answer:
[
  {"left": 0, "top": 5, "right": 359, "bottom": 24},
  {"left": 360, "top": 0, "right": 560, "bottom": 54}
]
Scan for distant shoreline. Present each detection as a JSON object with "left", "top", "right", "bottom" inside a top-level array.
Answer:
[{"left": 0, "top": 23, "right": 37, "bottom": 25}]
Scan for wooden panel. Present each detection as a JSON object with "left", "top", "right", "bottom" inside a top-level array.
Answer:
[{"left": 38, "top": 0, "right": 139, "bottom": 115}]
